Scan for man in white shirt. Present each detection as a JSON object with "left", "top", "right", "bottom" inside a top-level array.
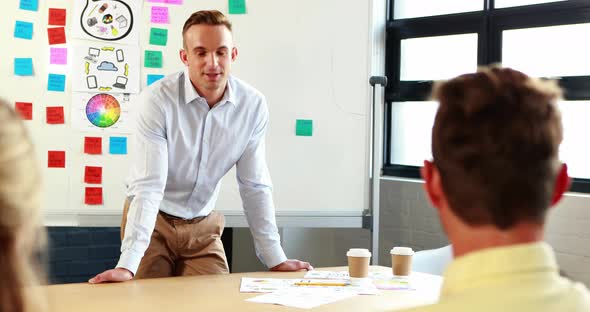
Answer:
[{"left": 89, "top": 10, "right": 312, "bottom": 283}]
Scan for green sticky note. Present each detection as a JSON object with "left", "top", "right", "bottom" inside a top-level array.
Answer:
[
  {"left": 149, "top": 27, "right": 168, "bottom": 46},
  {"left": 229, "top": 0, "right": 246, "bottom": 14},
  {"left": 144, "top": 50, "right": 163, "bottom": 68},
  {"left": 296, "top": 119, "right": 313, "bottom": 136}
]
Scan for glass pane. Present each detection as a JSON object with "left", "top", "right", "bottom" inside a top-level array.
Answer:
[
  {"left": 502, "top": 23, "right": 590, "bottom": 77},
  {"left": 559, "top": 101, "right": 590, "bottom": 179},
  {"left": 400, "top": 34, "right": 478, "bottom": 81},
  {"left": 495, "top": 0, "right": 566, "bottom": 8},
  {"left": 394, "top": 0, "right": 482, "bottom": 19},
  {"left": 390, "top": 101, "right": 438, "bottom": 166}
]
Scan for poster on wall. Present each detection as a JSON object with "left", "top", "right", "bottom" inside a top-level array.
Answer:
[
  {"left": 71, "top": 92, "right": 135, "bottom": 133},
  {"left": 72, "top": 0, "right": 141, "bottom": 44},
  {"left": 72, "top": 43, "right": 140, "bottom": 94}
]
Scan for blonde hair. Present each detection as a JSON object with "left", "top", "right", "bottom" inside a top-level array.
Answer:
[{"left": 0, "top": 99, "right": 46, "bottom": 312}]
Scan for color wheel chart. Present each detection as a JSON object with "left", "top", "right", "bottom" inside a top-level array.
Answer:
[{"left": 86, "top": 93, "right": 121, "bottom": 128}]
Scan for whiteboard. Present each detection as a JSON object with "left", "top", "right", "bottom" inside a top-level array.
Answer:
[{"left": 1, "top": 0, "right": 372, "bottom": 225}]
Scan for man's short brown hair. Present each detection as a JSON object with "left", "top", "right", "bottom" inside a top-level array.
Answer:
[
  {"left": 431, "top": 66, "right": 564, "bottom": 229},
  {"left": 182, "top": 10, "right": 232, "bottom": 36}
]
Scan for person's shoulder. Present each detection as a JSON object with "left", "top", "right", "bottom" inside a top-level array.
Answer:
[
  {"left": 139, "top": 71, "right": 184, "bottom": 108},
  {"left": 144, "top": 70, "right": 184, "bottom": 96},
  {"left": 229, "top": 75, "right": 265, "bottom": 102}
]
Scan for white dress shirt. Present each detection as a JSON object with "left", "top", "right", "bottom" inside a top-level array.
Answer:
[{"left": 117, "top": 68, "right": 287, "bottom": 274}]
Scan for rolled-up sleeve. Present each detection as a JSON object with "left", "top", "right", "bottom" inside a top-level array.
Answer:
[
  {"left": 117, "top": 91, "right": 168, "bottom": 274},
  {"left": 236, "top": 99, "right": 287, "bottom": 269}
]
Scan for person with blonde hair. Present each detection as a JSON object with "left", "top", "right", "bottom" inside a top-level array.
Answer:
[{"left": 0, "top": 99, "right": 46, "bottom": 312}]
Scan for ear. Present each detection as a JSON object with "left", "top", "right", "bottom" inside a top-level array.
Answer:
[
  {"left": 179, "top": 49, "right": 189, "bottom": 66},
  {"left": 231, "top": 47, "right": 238, "bottom": 62},
  {"left": 550, "top": 163, "right": 571, "bottom": 207},
  {"left": 421, "top": 160, "right": 444, "bottom": 211}
]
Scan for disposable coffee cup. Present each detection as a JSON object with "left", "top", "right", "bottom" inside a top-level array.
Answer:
[
  {"left": 347, "top": 248, "right": 371, "bottom": 278},
  {"left": 390, "top": 247, "right": 414, "bottom": 276}
]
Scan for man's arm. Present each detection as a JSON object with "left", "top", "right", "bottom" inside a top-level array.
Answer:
[
  {"left": 236, "top": 100, "right": 312, "bottom": 272},
  {"left": 89, "top": 92, "right": 168, "bottom": 283}
]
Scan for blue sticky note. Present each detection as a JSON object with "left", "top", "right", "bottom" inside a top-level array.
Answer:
[
  {"left": 14, "top": 21, "right": 34, "bottom": 40},
  {"left": 109, "top": 137, "right": 127, "bottom": 154},
  {"left": 147, "top": 74, "right": 165, "bottom": 86},
  {"left": 47, "top": 74, "right": 66, "bottom": 92},
  {"left": 19, "top": 0, "right": 38, "bottom": 11},
  {"left": 14, "top": 58, "right": 33, "bottom": 76}
]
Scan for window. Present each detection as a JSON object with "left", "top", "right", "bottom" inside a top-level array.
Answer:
[{"left": 385, "top": 0, "right": 590, "bottom": 192}]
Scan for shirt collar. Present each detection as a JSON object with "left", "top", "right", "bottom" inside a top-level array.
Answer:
[
  {"left": 182, "top": 68, "right": 237, "bottom": 107},
  {"left": 441, "top": 242, "right": 558, "bottom": 297}
]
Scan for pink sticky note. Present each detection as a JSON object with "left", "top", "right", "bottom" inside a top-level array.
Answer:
[
  {"left": 50, "top": 47, "right": 67, "bottom": 65},
  {"left": 151, "top": 6, "right": 169, "bottom": 24},
  {"left": 165, "top": 0, "right": 183, "bottom": 4}
]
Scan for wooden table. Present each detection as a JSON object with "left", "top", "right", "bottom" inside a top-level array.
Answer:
[{"left": 45, "top": 266, "right": 442, "bottom": 311}]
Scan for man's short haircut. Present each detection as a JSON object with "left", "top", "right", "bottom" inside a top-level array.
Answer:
[
  {"left": 431, "top": 66, "right": 564, "bottom": 229},
  {"left": 182, "top": 10, "right": 232, "bottom": 36}
]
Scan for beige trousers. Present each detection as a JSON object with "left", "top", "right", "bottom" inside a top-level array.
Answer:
[{"left": 121, "top": 199, "right": 230, "bottom": 279}]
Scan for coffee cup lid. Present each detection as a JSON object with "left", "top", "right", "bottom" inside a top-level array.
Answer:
[
  {"left": 347, "top": 248, "right": 371, "bottom": 257},
  {"left": 390, "top": 247, "right": 414, "bottom": 255}
]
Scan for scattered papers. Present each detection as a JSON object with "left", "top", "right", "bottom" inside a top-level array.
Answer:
[{"left": 247, "top": 287, "right": 357, "bottom": 310}]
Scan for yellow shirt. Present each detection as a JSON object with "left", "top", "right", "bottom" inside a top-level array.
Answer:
[{"left": 401, "top": 242, "right": 590, "bottom": 312}]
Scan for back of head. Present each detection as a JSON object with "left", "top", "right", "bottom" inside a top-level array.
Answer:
[
  {"left": 0, "top": 99, "right": 45, "bottom": 311},
  {"left": 431, "top": 66, "right": 563, "bottom": 229}
]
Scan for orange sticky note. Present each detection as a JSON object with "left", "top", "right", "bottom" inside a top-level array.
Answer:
[
  {"left": 84, "top": 166, "right": 102, "bottom": 184},
  {"left": 48, "top": 151, "right": 65, "bottom": 168},
  {"left": 47, "top": 27, "right": 66, "bottom": 45},
  {"left": 48, "top": 8, "right": 66, "bottom": 26},
  {"left": 84, "top": 137, "right": 102, "bottom": 154},
  {"left": 85, "top": 187, "right": 103, "bottom": 205},
  {"left": 15, "top": 102, "right": 32, "bottom": 120},
  {"left": 46, "top": 106, "right": 64, "bottom": 124}
]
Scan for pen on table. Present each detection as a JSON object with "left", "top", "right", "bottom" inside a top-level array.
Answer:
[{"left": 294, "top": 281, "right": 349, "bottom": 287}]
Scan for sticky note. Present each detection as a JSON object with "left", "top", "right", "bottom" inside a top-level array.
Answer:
[
  {"left": 14, "top": 58, "right": 33, "bottom": 76},
  {"left": 84, "top": 166, "right": 102, "bottom": 184},
  {"left": 144, "top": 50, "right": 163, "bottom": 68},
  {"left": 48, "top": 151, "right": 66, "bottom": 168},
  {"left": 48, "top": 74, "right": 66, "bottom": 92},
  {"left": 148, "top": 0, "right": 182, "bottom": 4},
  {"left": 50, "top": 47, "right": 67, "bottom": 65},
  {"left": 84, "top": 137, "right": 102, "bottom": 154},
  {"left": 147, "top": 74, "right": 165, "bottom": 86},
  {"left": 109, "top": 136, "right": 127, "bottom": 154},
  {"left": 229, "top": 0, "right": 247, "bottom": 14},
  {"left": 149, "top": 28, "right": 168, "bottom": 46},
  {"left": 46, "top": 106, "right": 65, "bottom": 124},
  {"left": 48, "top": 27, "right": 66, "bottom": 45},
  {"left": 20, "top": 0, "right": 38, "bottom": 11},
  {"left": 85, "top": 187, "right": 103, "bottom": 205},
  {"left": 151, "top": 6, "right": 169, "bottom": 24},
  {"left": 15, "top": 102, "right": 33, "bottom": 120},
  {"left": 48, "top": 8, "right": 67, "bottom": 26},
  {"left": 14, "top": 21, "right": 33, "bottom": 40},
  {"left": 296, "top": 119, "right": 313, "bottom": 136}
]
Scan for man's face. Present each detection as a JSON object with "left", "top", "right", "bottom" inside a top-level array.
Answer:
[{"left": 180, "top": 24, "right": 237, "bottom": 95}]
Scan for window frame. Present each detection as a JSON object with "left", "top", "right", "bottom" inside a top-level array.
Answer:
[{"left": 384, "top": 0, "right": 590, "bottom": 193}]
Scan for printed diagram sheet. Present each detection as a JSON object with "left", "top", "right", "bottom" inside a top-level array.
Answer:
[
  {"left": 72, "top": 0, "right": 140, "bottom": 44},
  {"left": 72, "top": 44, "right": 140, "bottom": 94},
  {"left": 71, "top": 92, "right": 135, "bottom": 133}
]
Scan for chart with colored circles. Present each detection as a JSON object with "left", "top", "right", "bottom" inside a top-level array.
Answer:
[
  {"left": 86, "top": 93, "right": 121, "bottom": 128},
  {"left": 72, "top": 92, "right": 134, "bottom": 133}
]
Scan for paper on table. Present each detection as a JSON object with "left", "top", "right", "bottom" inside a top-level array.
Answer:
[
  {"left": 304, "top": 271, "right": 350, "bottom": 279},
  {"left": 247, "top": 287, "right": 358, "bottom": 309},
  {"left": 240, "top": 278, "right": 297, "bottom": 293}
]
